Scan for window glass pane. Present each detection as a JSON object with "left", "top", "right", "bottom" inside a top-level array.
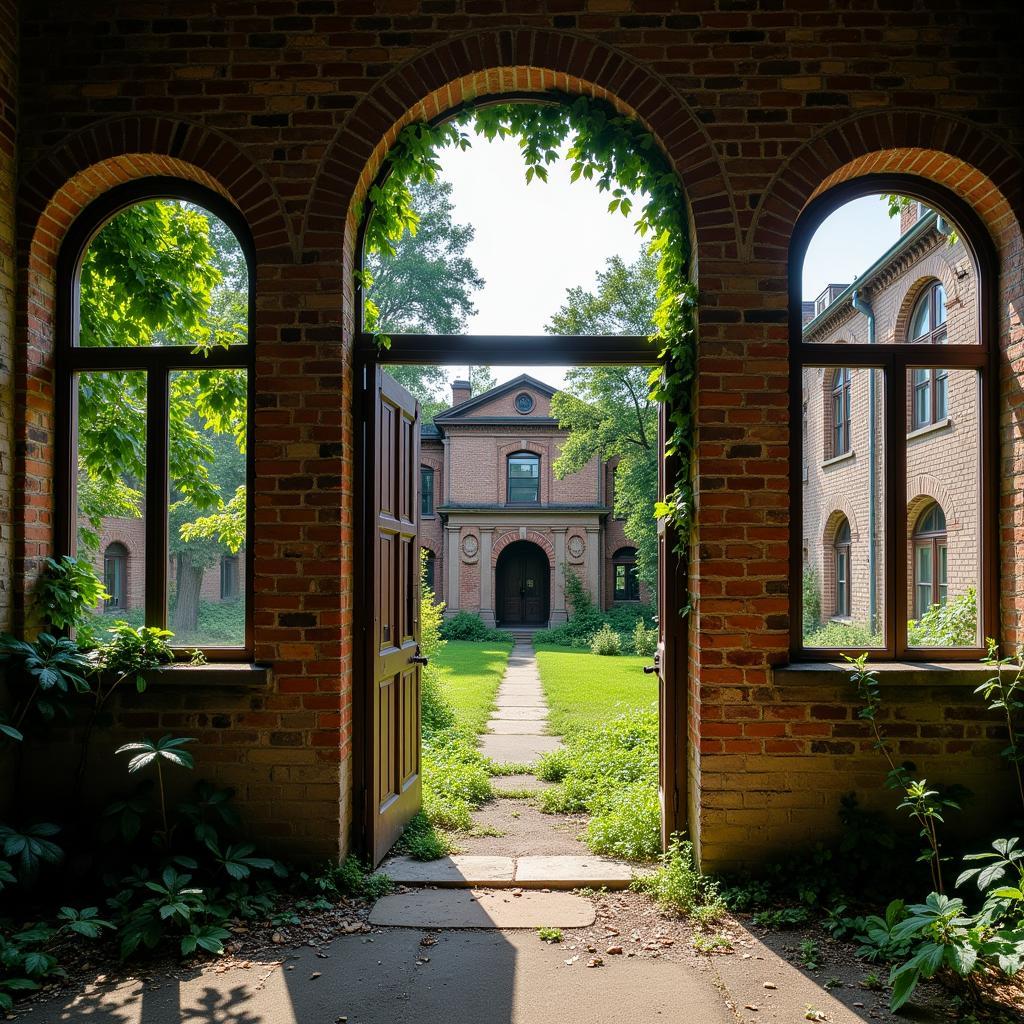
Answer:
[
  {"left": 78, "top": 200, "right": 247, "bottom": 349},
  {"left": 76, "top": 371, "right": 147, "bottom": 636},
  {"left": 420, "top": 466, "right": 434, "bottom": 516},
  {"left": 906, "top": 367, "right": 980, "bottom": 647},
  {"left": 508, "top": 454, "right": 539, "bottom": 502},
  {"left": 801, "top": 194, "right": 977, "bottom": 345},
  {"left": 167, "top": 368, "right": 247, "bottom": 647},
  {"left": 802, "top": 366, "right": 885, "bottom": 648}
]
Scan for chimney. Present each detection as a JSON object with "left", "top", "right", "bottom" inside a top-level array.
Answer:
[
  {"left": 900, "top": 200, "right": 921, "bottom": 235},
  {"left": 451, "top": 379, "right": 471, "bottom": 406}
]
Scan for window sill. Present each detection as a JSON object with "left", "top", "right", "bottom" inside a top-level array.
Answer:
[
  {"left": 144, "top": 663, "right": 272, "bottom": 688},
  {"left": 773, "top": 660, "right": 992, "bottom": 688},
  {"left": 821, "top": 449, "right": 855, "bottom": 469},
  {"left": 906, "top": 417, "right": 952, "bottom": 441}
]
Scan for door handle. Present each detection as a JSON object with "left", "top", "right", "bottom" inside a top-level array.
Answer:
[
  {"left": 410, "top": 645, "right": 429, "bottom": 667},
  {"left": 643, "top": 653, "right": 661, "bottom": 675}
]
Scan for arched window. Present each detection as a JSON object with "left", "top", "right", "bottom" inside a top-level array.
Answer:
[
  {"left": 422, "top": 547, "right": 436, "bottom": 593},
  {"left": 913, "top": 503, "right": 948, "bottom": 617},
  {"left": 613, "top": 547, "right": 640, "bottom": 602},
  {"left": 832, "top": 519, "right": 851, "bottom": 618},
  {"left": 104, "top": 542, "right": 128, "bottom": 610},
  {"left": 507, "top": 452, "right": 540, "bottom": 504},
  {"left": 220, "top": 554, "right": 240, "bottom": 601},
  {"left": 830, "top": 368, "right": 852, "bottom": 458},
  {"left": 909, "top": 281, "right": 949, "bottom": 429},
  {"left": 420, "top": 466, "right": 435, "bottom": 516},
  {"left": 59, "top": 181, "right": 253, "bottom": 653}
]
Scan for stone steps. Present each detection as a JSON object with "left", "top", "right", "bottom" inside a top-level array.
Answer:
[{"left": 379, "top": 854, "right": 637, "bottom": 890}]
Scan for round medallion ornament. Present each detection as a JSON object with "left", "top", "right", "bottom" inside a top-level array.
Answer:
[
  {"left": 567, "top": 535, "right": 585, "bottom": 559},
  {"left": 514, "top": 392, "right": 535, "bottom": 414},
  {"left": 461, "top": 534, "right": 479, "bottom": 558}
]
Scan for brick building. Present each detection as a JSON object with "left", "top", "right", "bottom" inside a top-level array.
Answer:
[
  {"left": 801, "top": 203, "right": 980, "bottom": 644},
  {"left": 1, "top": 1, "right": 1022, "bottom": 870},
  {"left": 420, "top": 374, "right": 645, "bottom": 627}
]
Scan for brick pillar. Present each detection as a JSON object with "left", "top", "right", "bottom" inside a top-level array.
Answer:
[
  {"left": 479, "top": 528, "right": 494, "bottom": 626},
  {"left": 445, "top": 526, "right": 460, "bottom": 614},
  {"left": 586, "top": 528, "right": 600, "bottom": 606}
]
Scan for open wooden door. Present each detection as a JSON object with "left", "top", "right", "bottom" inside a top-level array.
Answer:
[
  {"left": 653, "top": 398, "right": 688, "bottom": 847},
  {"left": 364, "top": 368, "right": 424, "bottom": 865}
]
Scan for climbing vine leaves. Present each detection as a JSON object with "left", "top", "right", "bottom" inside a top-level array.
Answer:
[{"left": 358, "top": 93, "right": 699, "bottom": 567}]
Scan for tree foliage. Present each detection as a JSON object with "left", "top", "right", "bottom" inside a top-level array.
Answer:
[{"left": 548, "top": 251, "right": 659, "bottom": 585}]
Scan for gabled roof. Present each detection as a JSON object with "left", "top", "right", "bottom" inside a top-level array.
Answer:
[{"left": 433, "top": 373, "right": 557, "bottom": 423}]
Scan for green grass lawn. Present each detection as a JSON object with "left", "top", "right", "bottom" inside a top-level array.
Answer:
[
  {"left": 534, "top": 644, "right": 656, "bottom": 736},
  {"left": 432, "top": 639, "right": 512, "bottom": 734}
]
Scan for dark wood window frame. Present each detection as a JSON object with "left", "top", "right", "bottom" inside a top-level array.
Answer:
[
  {"left": 506, "top": 451, "right": 541, "bottom": 505},
  {"left": 832, "top": 519, "right": 851, "bottom": 618},
  {"left": 420, "top": 465, "right": 435, "bottom": 516},
  {"left": 55, "top": 178, "right": 256, "bottom": 660},
  {"left": 910, "top": 281, "right": 949, "bottom": 430},
  {"left": 613, "top": 547, "right": 640, "bottom": 602},
  {"left": 830, "top": 367, "right": 852, "bottom": 458},
  {"left": 789, "top": 174, "right": 997, "bottom": 661},
  {"left": 912, "top": 503, "right": 948, "bottom": 617}
]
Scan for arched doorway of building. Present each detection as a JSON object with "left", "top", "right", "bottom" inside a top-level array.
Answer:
[{"left": 495, "top": 540, "right": 550, "bottom": 627}]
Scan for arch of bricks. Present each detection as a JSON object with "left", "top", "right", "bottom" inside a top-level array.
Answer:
[
  {"left": 891, "top": 265, "right": 961, "bottom": 347},
  {"left": 491, "top": 529, "right": 556, "bottom": 569},
  {"left": 908, "top": 474, "right": 961, "bottom": 533}
]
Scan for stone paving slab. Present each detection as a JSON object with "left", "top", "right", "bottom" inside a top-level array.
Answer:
[
  {"left": 380, "top": 855, "right": 514, "bottom": 886},
  {"left": 479, "top": 734, "right": 562, "bottom": 763},
  {"left": 487, "top": 720, "right": 551, "bottom": 735},
  {"left": 492, "top": 694, "right": 549, "bottom": 707},
  {"left": 514, "top": 856, "right": 634, "bottom": 888},
  {"left": 491, "top": 707, "right": 548, "bottom": 720},
  {"left": 496, "top": 684, "right": 545, "bottom": 696},
  {"left": 369, "top": 889, "right": 596, "bottom": 928}
]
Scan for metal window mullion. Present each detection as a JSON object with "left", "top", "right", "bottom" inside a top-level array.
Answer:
[
  {"left": 888, "top": 355, "right": 908, "bottom": 658},
  {"left": 145, "top": 368, "right": 170, "bottom": 630}
]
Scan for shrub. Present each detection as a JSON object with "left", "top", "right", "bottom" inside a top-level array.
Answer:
[
  {"left": 420, "top": 549, "right": 446, "bottom": 658},
  {"left": 421, "top": 664, "right": 456, "bottom": 738},
  {"left": 589, "top": 623, "right": 622, "bottom": 656},
  {"left": 537, "top": 706, "right": 659, "bottom": 861},
  {"left": 906, "top": 586, "right": 976, "bottom": 647},
  {"left": 803, "top": 620, "right": 882, "bottom": 648},
  {"left": 632, "top": 619, "right": 658, "bottom": 658},
  {"left": 440, "top": 611, "right": 512, "bottom": 643},
  {"left": 802, "top": 567, "right": 822, "bottom": 633},
  {"left": 632, "top": 836, "right": 724, "bottom": 921}
]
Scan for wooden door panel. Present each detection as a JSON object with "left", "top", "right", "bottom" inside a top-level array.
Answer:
[{"left": 367, "top": 368, "right": 422, "bottom": 865}]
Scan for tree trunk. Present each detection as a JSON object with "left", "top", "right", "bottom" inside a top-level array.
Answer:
[{"left": 171, "top": 551, "right": 203, "bottom": 636}]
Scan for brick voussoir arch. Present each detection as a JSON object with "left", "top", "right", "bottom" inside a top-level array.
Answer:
[
  {"left": 747, "top": 110, "right": 1023, "bottom": 261},
  {"left": 491, "top": 530, "right": 556, "bottom": 568},
  {"left": 302, "top": 27, "right": 731, "bottom": 264}
]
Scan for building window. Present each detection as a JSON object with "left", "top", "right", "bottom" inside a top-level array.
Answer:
[
  {"left": 220, "top": 554, "right": 240, "bottom": 601},
  {"left": 613, "top": 547, "right": 640, "bottom": 601},
  {"left": 913, "top": 503, "right": 948, "bottom": 617},
  {"left": 507, "top": 452, "right": 540, "bottom": 504},
  {"left": 832, "top": 519, "right": 851, "bottom": 618},
  {"left": 830, "top": 367, "right": 852, "bottom": 458},
  {"left": 421, "top": 466, "right": 434, "bottom": 516},
  {"left": 514, "top": 392, "right": 535, "bottom": 414},
  {"left": 910, "top": 281, "right": 948, "bottom": 429},
  {"left": 104, "top": 542, "right": 128, "bottom": 610},
  {"left": 60, "top": 183, "right": 252, "bottom": 651},
  {"left": 422, "top": 548, "right": 436, "bottom": 593}
]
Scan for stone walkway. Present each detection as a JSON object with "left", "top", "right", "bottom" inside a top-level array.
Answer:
[{"left": 477, "top": 640, "right": 562, "bottom": 764}]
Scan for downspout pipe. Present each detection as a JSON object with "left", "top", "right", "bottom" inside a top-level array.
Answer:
[{"left": 851, "top": 288, "right": 877, "bottom": 635}]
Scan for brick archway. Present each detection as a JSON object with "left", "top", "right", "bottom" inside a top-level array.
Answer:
[
  {"left": 491, "top": 529, "right": 556, "bottom": 568},
  {"left": 14, "top": 121, "right": 290, "bottom": 623}
]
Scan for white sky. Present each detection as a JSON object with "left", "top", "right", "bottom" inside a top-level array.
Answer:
[{"left": 403, "top": 131, "right": 903, "bottom": 394}]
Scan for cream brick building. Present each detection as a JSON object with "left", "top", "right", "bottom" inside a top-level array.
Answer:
[
  {"left": 419, "top": 374, "right": 646, "bottom": 627},
  {"left": 801, "top": 204, "right": 980, "bottom": 645}
]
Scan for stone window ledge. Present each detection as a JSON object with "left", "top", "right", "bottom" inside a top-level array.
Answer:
[
  {"left": 773, "top": 660, "right": 993, "bottom": 688},
  {"left": 143, "top": 663, "right": 272, "bottom": 688},
  {"left": 821, "top": 449, "right": 855, "bottom": 469},
  {"left": 906, "top": 417, "right": 952, "bottom": 442}
]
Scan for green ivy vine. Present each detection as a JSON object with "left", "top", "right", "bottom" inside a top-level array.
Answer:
[{"left": 357, "top": 93, "right": 698, "bottom": 568}]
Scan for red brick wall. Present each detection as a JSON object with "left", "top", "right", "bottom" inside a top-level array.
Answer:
[{"left": 7, "top": 2, "right": 1023, "bottom": 868}]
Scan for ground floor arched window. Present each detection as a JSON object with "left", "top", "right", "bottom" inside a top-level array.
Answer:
[
  {"left": 913, "top": 502, "right": 948, "bottom": 617},
  {"left": 833, "top": 518, "right": 851, "bottom": 617},
  {"left": 104, "top": 542, "right": 128, "bottom": 610}
]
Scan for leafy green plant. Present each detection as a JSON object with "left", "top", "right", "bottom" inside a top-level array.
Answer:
[
  {"left": 845, "top": 653, "right": 960, "bottom": 892},
  {"left": 799, "top": 938, "right": 823, "bottom": 970},
  {"left": 116, "top": 735, "right": 196, "bottom": 839},
  {"left": 537, "top": 926, "right": 563, "bottom": 943},
  {"left": 439, "top": 611, "right": 512, "bottom": 643},
  {"left": 0, "top": 633, "right": 93, "bottom": 734},
  {"left": 399, "top": 811, "right": 454, "bottom": 860},
  {"left": 978, "top": 642, "right": 1024, "bottom": 810},
  {"left": 802, "top": 567, "right": 821, "bottom": 633},
  {"left": 0, "top": 823, "right": 63, "bottom": 883},
  {"left": 631, "top": 619, "right": 658, "bottom": 658},
  {"left": 850, "top": 900, "right": 913, "bottom": 963},
  {"left": 632, "top": 835, "right": 723, "bottom": 921},
  {"left": 693, "top": 933, "right": 733, "bottom": 954},
  {"left": 589, "top": 623, "right": 622, "bottom": 656},
  {"left": 751, "top": 906, "right": 811, "bottom": 929},
  {"left": 906, "top": 586, "right": 977, "bottom": 647},
  {"left": 35, "top": 555, "right": 109, "bottom": 635}
]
